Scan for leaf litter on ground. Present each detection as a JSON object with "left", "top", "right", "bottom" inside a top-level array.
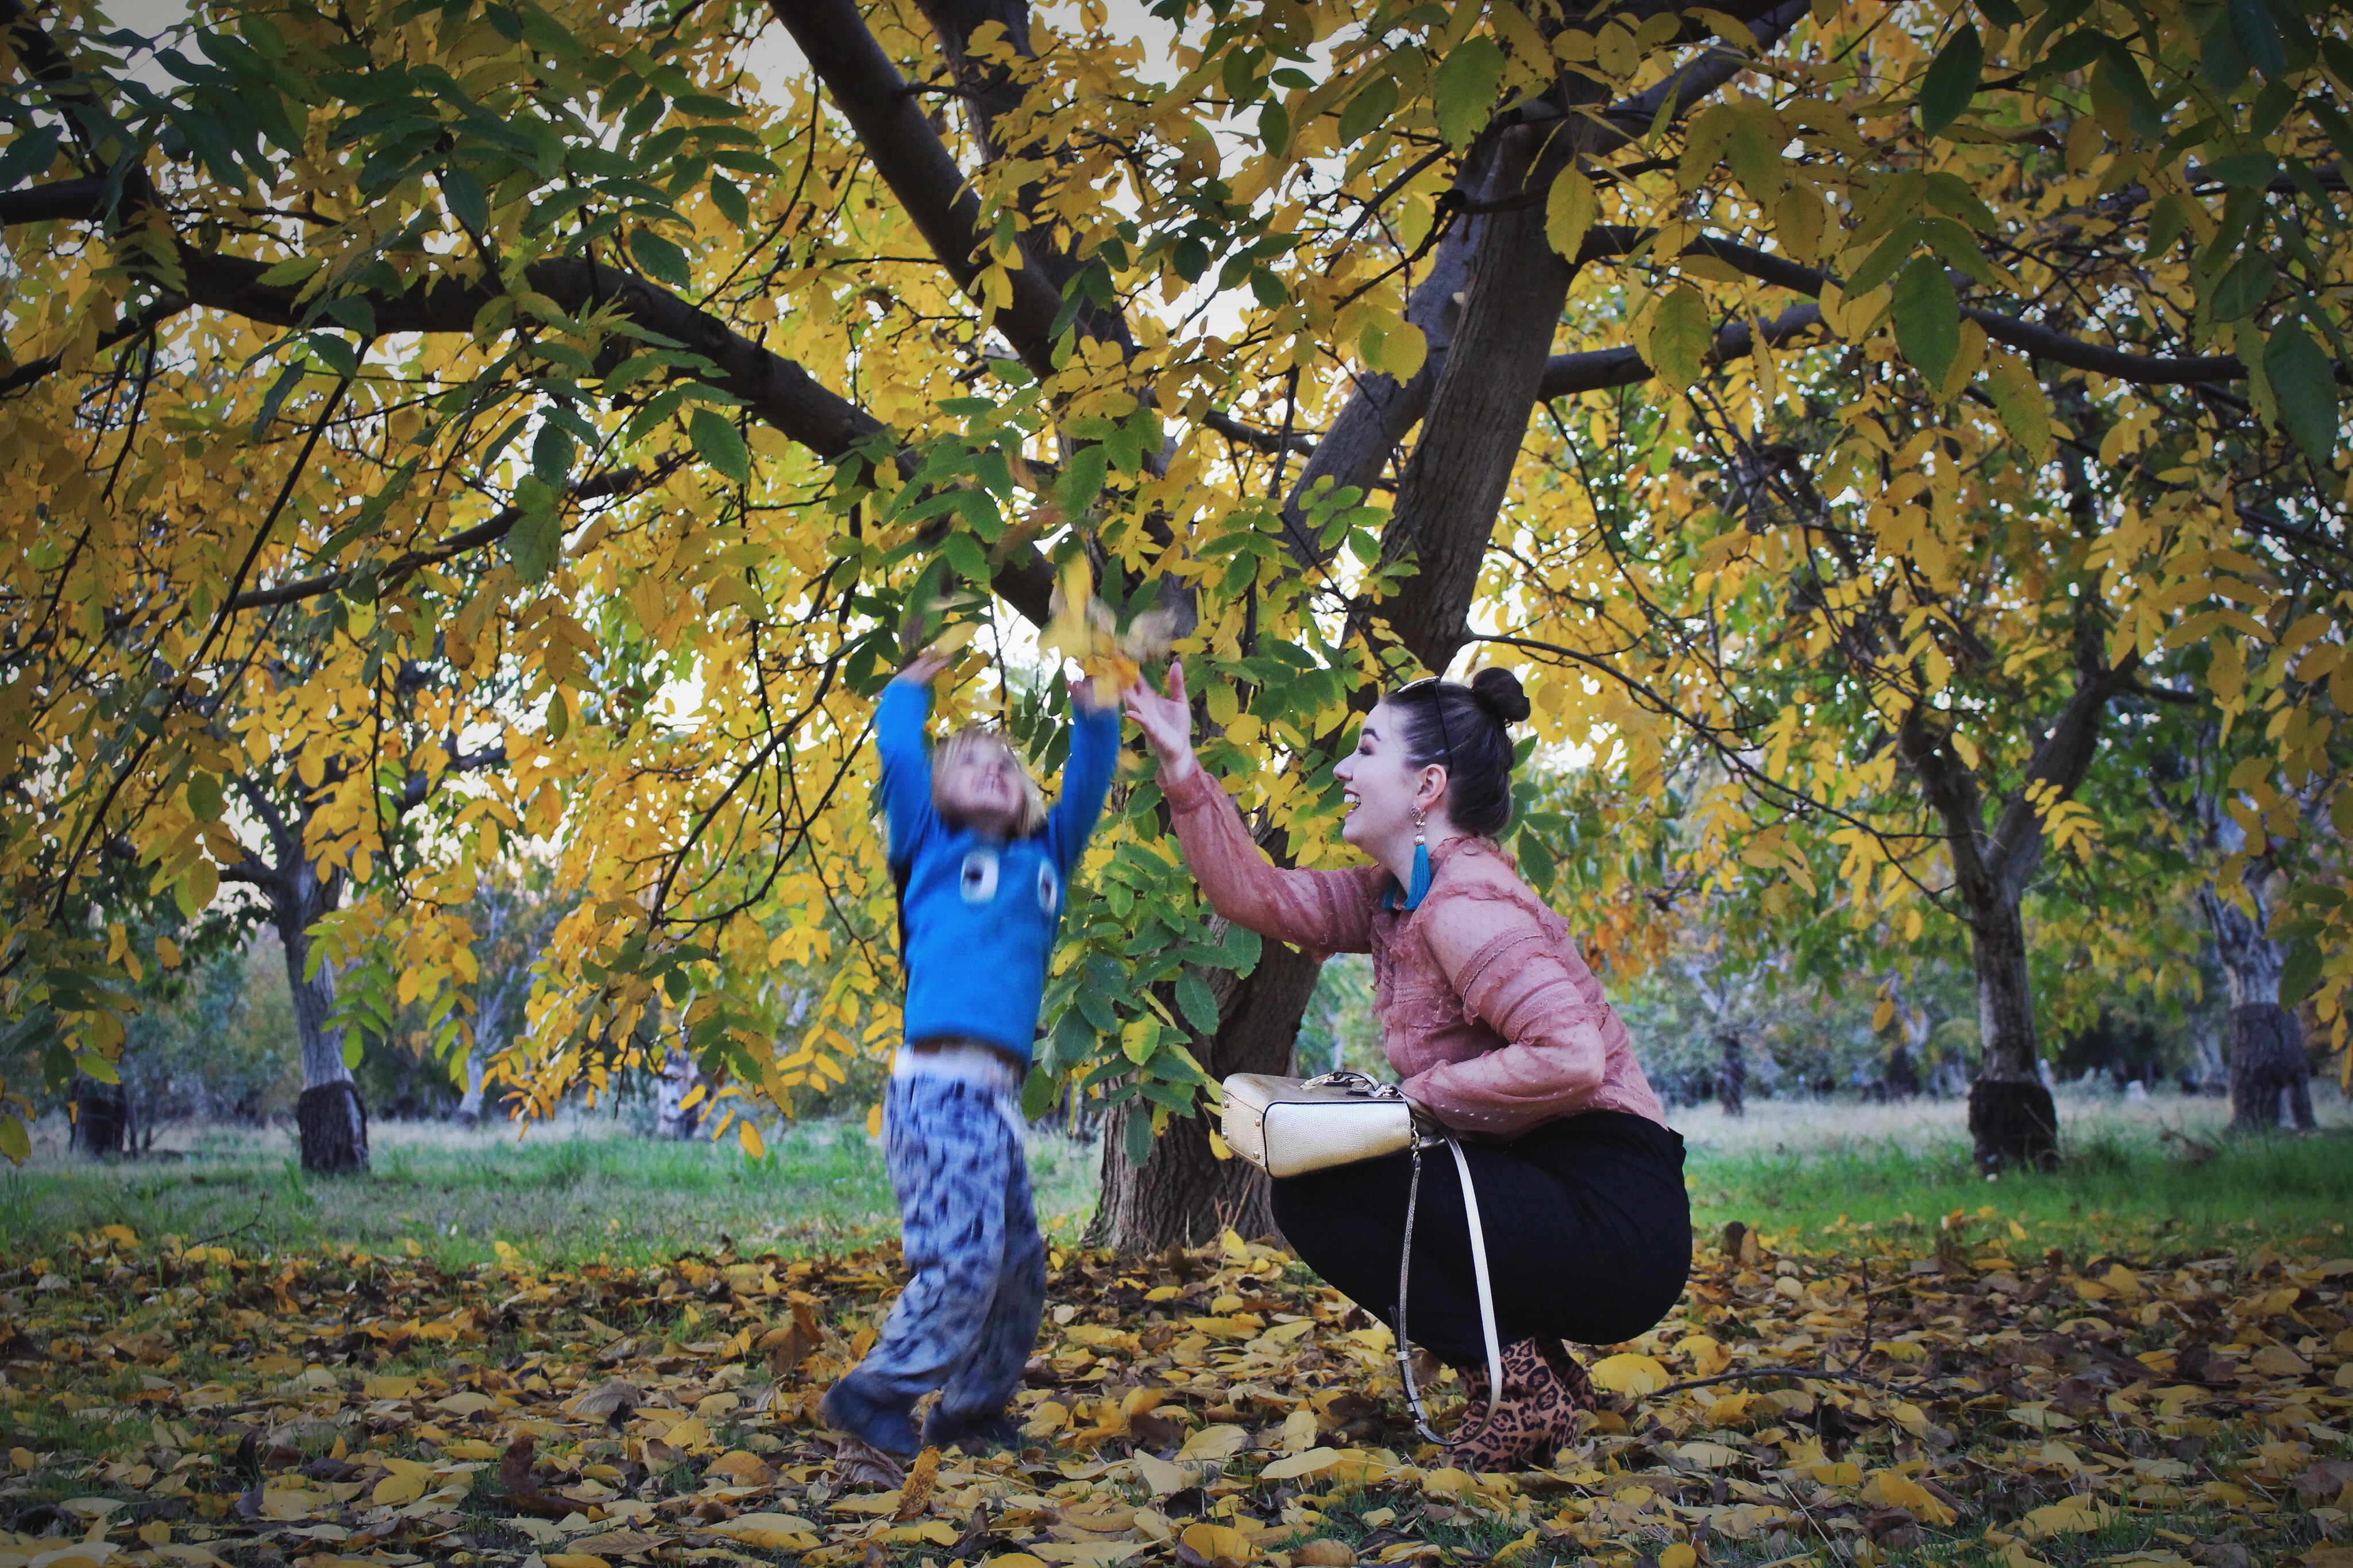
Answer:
[{"left": 0, "top": 1215, "right": 2350, "bottom": 1568}]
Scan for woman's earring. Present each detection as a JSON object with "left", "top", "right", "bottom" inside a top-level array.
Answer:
[{"left": 1404, "top": 805, "right": 1433, "bottom": 910}]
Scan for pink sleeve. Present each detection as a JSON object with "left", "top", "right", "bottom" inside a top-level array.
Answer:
[
  {"left": 1401, "top": 889, "right": 1616, "bottom": 1137},
  {"left": 1162, "top": 765, "right": 1380, "bottom": 955}
]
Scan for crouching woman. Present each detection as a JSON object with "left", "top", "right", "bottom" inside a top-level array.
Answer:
[{"left": 1122, "top": 663, "right": 1690, "bottom": 1469}]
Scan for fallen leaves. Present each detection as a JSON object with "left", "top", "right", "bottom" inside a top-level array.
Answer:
[{"left": 0, "top": 1220, "right": 2348, "bottom": 1568}]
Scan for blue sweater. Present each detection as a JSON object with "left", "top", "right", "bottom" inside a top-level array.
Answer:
[{"left": 877, "top": 682, "right": 1120, "bottom": 1064}]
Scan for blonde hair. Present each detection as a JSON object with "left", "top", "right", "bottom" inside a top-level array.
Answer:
[{"left": 932, "top": 725, "right": 1048, "bottom": 836}]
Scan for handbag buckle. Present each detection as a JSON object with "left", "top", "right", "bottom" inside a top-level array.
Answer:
[{"left": 1301, "top": 1069, "right": 1402, "bottom": 1100}]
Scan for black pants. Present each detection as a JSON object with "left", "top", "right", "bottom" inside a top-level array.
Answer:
[{"left": 1270, "top": 1110, "right": 1691, "bottom": 1362}]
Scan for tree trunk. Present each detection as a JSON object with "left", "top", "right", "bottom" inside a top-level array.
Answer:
[
  {"left": 2199, "top": 875, "right": 2316, "bottom": 1131},
  {"left": 1966, "top": 901, "right": 2058, "bottom": 1172},
  {"left": 1375, "top": 128, "right": 1579, "bottom": 673},
  {"left": 2229, "top": 1005, "right": 2316, "bottom": 1131},
  {"left": 70, "top": 1075, "right": 131, "bottom": 1157},
  {"left": 280, "top": 866, "right": 368, "bottom": 1174},
  {"left": 1091, "top": 940, "right": 1324, "bottom": 1252},
  {"left": 1714, "top": 1032, "right": 1746, "bottom": 1117},
  {"left": 654, "top": 1038, "right": 706, "bottom": 1140}
]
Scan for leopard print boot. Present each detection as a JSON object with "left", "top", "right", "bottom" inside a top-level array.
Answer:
[{"left": 1445, "top": 1339, "right": 1600, "bottom": 1473}]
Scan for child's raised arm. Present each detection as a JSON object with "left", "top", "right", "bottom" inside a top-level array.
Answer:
[
  {"left": 1045, "top": 674, "right": 1121, "bottom": 872},
  {"left": 877, "top": 655, "right": 948, "bottom": 860}
]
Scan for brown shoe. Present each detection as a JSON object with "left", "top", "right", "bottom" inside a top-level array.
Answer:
[{"left": 1446, "top": 1339, "right": 1599, "bottom": 1472}]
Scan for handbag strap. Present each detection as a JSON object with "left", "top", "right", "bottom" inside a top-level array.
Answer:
[{"left": 1392, "top": 1134, "right": 1506, "bottom": 1449}]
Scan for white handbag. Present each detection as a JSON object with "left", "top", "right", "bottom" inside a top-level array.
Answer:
[
  {"left": 1219, "top": 1070, "right": 1505, "bottom": 1447},
  {"left": 1220, "top": 1068, "right": 1415, "bottom": 1177}
]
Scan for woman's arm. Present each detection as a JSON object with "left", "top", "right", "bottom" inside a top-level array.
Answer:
[
  {"left": 1128, "top": 662, "right": 1379, "bottom": 954},
  {"left": 1163, "top": 767, "right": 1380, "bottom": 954},
  {"left": 1402, "top": 887, "right": 1617, "bottom": 1137}
]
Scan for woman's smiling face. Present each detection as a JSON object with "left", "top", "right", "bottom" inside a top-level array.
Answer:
[{"left": 1333, "top": 701, "right": 1438, "bottom": 851}]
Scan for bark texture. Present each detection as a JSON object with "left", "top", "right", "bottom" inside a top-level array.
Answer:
[
  {"left": 2195, "top": 817, "right": 2315, "bottom": 1132},
  {"left": 70, "top": 1075, "right": 131, "bottom": 1157},
  {"left": 1091, "top": 940, "right": 1324, "bottom": 1252},
  {"left": 654, "top": 1040, "right": 708, "bottom": 1141},
  {"left": 297, "top": 1081, "right": 369, "bottom": 1175},
  {"left": 2228, "top": 1003, "right": 2315, "bottom": 1131},
  {"left": 1714, "top": 1032, "right": 1746, "bottom": 1118}
]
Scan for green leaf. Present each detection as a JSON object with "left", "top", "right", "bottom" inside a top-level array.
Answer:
[
  {"left": 1175, "top": 971, "right": 1221, "bottom": 1035},
  {"left": 1022, "top": 1067, "right": 1058, "bottom": 1121},
  {"left": 689, "top": 408, "right": 751, "bottom": 484},
  {"left": 2281, "top": 936, "right": 2323, "bottom": 1005},
  {"left": 1890, "top": 257, "right": 1961, "bottom": 388},
  {"left": 2262, "top": 321, "right": 2338, "bottom": 466},
  {"left": 1918, "top": 22, "right": 1983, "bottom": 134},
  {"left": 1433, "top": 34, "right": 1504, "bottom": 149},
  {"left": 1124, "top": 1105, "right": 1155, "bottom": 1167},
  {"left": 629, "top": 227, "right": 692, "bottom": 289},
  {"left": 507, "top": 507, "right": 563, "bottom": 582},
  {"left": 1646, "top": 284, "right": 1712, "bottom": 389},
  {"left": 1976, "top": 0, "right": 2024, "bottom": 25},
  {"left": 1055, "top": 443, "right": 1111, "bottom": 515},
  {"left": 1337, "top": 71, "right": 1396, "bottom": 144},
  {"left": 2231, "top": 0, "right": 2286, "bottom": 79},
  {"left": 342, "top": 1033, "right": 364, "bottom": 1068}
]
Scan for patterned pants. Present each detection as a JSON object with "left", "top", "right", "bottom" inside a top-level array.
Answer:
[{"left": 847, "top": 1066, "right": 1045, "bottom": 1424}]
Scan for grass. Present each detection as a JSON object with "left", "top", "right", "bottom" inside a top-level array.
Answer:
[
  {"left": 3, "top": 1084, "right": 2349, "bottom": 1267},
  {"left": 0, "top": 1111, "right": 1103, "bottom": 1266},
  {"left": 1672, "top": 1085, "right": 2353, "bottom": 1257}
]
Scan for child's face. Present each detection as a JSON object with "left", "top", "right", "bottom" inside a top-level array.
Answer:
[{"left": 936, "top": 741, "right": 1029, "bottom": 838}]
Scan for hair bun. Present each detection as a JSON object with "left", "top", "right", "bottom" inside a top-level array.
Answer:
[{"left": 1469, "top": 667, "right": 1531, "bottom": 725}]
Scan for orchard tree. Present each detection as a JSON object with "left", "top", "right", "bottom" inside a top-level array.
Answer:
[{"left": 5, "top": 0, "right": 2351, "bottom": 1214}]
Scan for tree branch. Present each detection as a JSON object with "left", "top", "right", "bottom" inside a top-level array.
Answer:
[
  {"left": 772, "top": 0, "right": 1067, "bottom": 383},
  {"left": 1538, "top": 302, "right": 1822, "bottom": 399}
]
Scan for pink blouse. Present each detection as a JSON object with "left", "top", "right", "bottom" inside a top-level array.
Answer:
[{"left": 1164, "top": 764, "right": 1666, "bottom": 1140}]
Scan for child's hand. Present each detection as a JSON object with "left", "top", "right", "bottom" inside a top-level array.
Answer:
[
  {"left": 895, "top": 651, "right": 953, "bottom": 687},
  {"left": 1066, "top": 669, "right": 1113, "bottom": 714},
  {"left": 1122, "top": 659, "right": 1197, "bottom": 782}
]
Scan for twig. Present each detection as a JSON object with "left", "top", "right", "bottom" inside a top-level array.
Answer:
[{"left": 1649, "top": 1364, "right": 1900, "bottom": 1398}]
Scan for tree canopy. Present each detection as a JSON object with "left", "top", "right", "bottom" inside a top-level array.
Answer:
[{"left": 4, "top": 0, "right": 2350, "bottom": 1184}]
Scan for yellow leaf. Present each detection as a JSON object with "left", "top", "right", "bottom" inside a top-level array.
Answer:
[
  {"left": 1544, "top": 167, "right": 1596, "bottom": 261},
  {"left": 1179, "top": 1523, "right": 1256, "bottom": 1563},
  {"left": 737, "top": 1118, "right": 766, "bottom": 1159},
  {"left": 372, "top": 1474, "right": 428, "bottom": 1507},
  {"left": 1859, "top": 1470, "right": 1957, "bottom": 1526},
  {"left": 1589, "top": 1353, "right": 1670, "bottom": 1395},
  {"left": 1657, "top": 1546, "right": 1697, "bottom": 1568}
]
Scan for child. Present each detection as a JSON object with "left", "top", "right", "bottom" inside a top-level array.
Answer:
[{"left": 820, "top": 650, "right": 1120, "bottom": 1457}]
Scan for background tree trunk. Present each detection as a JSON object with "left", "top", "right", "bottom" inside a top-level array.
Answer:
[
  {"left": 70, "top": 1075, "right": 131, "bottom": 1157},
  {"left": 654, "top": 1038, "right": 707, "bottom": 1140},
  {"left": 2228, "top": 1005, "right": 2315, "bottom": 1130},
  {"left": 1091, "top": 942, "right": 1324, "bottom": 1252},
  {"left": 1967, "top": 902, "right": 2058, "bottom": 1172},
  {"left": 2199, "top": 870, "right": 2316, "bottom": 1131},
  {"left": 281, "top": 875, "right": 368, "bottom": 1174},
  {"left": 1715, "top": 1032, "right": 1746, "bottom": 1118}
]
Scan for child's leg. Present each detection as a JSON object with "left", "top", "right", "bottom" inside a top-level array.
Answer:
[
  {"left": 824, "top": 1073, "right": 1015, "bottom": 1451},
  {"left": 928, "top": 1141, "right": 1046, "bottom": 1430}
]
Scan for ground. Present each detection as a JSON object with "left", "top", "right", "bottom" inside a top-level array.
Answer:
[{"left": 2, "top": 1090, "right": 2351, "bottom": 1568}]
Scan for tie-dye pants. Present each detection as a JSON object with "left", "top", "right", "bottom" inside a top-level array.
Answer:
[{"left": 838, "top": 1049, "right": 1044, "bottom": 1431}]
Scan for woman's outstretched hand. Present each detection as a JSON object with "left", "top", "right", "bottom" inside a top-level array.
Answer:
[{"left": 1123, "top": 659, "right": 1197, "bottom": 783}]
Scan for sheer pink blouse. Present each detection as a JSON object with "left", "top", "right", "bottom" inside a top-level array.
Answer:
[{"left": 1164, "top": 765, "right": 1666, "bottom": 1140}]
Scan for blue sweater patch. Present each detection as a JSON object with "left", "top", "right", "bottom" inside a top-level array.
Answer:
[{"left": 877, "top": 682, "right": 1119, "bottom": 1064}]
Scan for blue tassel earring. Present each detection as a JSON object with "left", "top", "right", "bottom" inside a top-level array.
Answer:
[{"left": 1401, "top": 806, "right": 1433, "bottom": 911}]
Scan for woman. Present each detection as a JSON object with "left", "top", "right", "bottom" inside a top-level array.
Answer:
[{"left": 1123, "top": 662, "right": 1689, "bottom": 1469}]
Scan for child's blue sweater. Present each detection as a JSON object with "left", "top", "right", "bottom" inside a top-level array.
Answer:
[{"left": 877, "top": 682, "right": 1119, "bottom": 1064}]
